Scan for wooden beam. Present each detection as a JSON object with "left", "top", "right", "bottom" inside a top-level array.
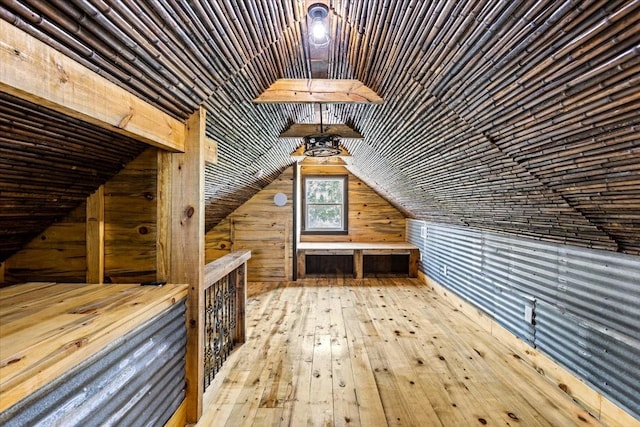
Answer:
[
  {"left": 354, "top": 249, "right": 363, "bottom": 279},
  {"left": 253, "top": 79, "right": 383, "bottom": 104},
  {"left": 0, "top": 20, "right": 185, "bottom": 152},
  {"left": 86, "top": 185, "right": 105, "bottom": 284},
  {"left": 168, "top": 107, "right": 206, "bottom": 423},
  {"left": 279, "top": 123, "right": 363, "bottom": 139},
  {"left": 290, "top": 145, "right": 351, "bottom": 158},
  {"left": 205, "top": 137, "right": 218, "bottom": 165}
]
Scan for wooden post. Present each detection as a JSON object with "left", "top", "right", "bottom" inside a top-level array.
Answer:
[
  {"left": 409, "top": 249, "right": 419, "bottom": 278},
  {"left": 234, "top": 262, "right": 247, "bottom": 343},
  {"left": 354, "top": 249, "right": 363, "bottom": 279},
  {"left": 0, "top": 262, "right": 5, "bottom": 284},
  {"left": 156, "top": 150, "right": 171, "bottom": 282},
  {"left": 168, "top": 107, "right": 206, "bottom": 423},
  {"left": 86, "top": 186, "right": 105, "bottom": 284},
  {"left": 297, "top": 249, "right": 306, "bottom": 279}
]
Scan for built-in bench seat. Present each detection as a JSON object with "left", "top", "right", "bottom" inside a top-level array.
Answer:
[
  {"left": 297, "top": 242, "right": 419, "bottom": 279},
  {"left": 0, "top": 281, "right": 188, "bottom": 425}
]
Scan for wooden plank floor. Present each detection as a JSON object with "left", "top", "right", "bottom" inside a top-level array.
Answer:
[{"left": 198, "top": 277, "right": 602, "bottom": 427}]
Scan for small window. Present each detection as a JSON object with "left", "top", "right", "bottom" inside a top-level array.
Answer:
[{"left": 303, "top": 175, "right": 348, "bottom": 234}]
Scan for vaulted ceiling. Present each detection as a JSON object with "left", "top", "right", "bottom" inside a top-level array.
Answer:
[{"left": 0, "top": 0, "right": 639, "bottom": 260}]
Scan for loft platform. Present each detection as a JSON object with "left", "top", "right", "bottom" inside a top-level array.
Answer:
[{"left": 0, "top": 282, "right": 188, "bottom": 423}]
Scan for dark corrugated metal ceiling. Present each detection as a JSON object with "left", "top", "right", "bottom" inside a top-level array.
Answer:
[{"left": 0, "top": 0, "right": 638, "bottom": 257}]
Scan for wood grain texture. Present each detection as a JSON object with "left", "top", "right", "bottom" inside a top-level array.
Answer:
[
  {"left": 104, "top": 149, "right": 157, "bottom": 283},
  {"left": 205, "top": 167, "right": 294, "bottom": 282},
  {"left": 297, "top": 242, "right": 419, "bottom": 279},
  {"left": 253, "top": 79, "right": 383, "bottom": 104},
  {"left": 0, "top": 282, "right": 188, "bottom": 413},
  {"left": 3, "top": 204, "right": 87, "bottom": 283},
  {"left": 3, "top": 148, "right": 161, "bottom": 285},
  {"left": 0, "top": 20, "right": 185, "bottom": 152},
  {"left": 169, "top": 107, "right": 206, "bottom": 423},
  {"left": 198, "top": 278, "right": 612, "bottom": 427},
  {"left": 205, "top": 137, "right": 218, "bottom": 165},
  {"left": 156, "top": 150, "right": 171, "bottom": 282},
  {"left": 86, "top": 185, "right": 105, "bottom": 284}
]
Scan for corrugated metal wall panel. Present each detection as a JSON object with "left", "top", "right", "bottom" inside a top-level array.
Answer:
[
  {"left": 407, "top": 219, "right": 426, "bottom": 271},
  {"left": 415, "top": 221, "right": 640, "bottom": 420},
  {"left": 0, "top": 301, "right": 186, "bottom": 427},
  {"left": 483, "top": 233, "right": 559, "bottom": 301},
  {"left": 536, "top": 301, "right": 640, "bottom": 417},
  {"left": 558, "top": 245, "right": 640, "bottom": 341}
]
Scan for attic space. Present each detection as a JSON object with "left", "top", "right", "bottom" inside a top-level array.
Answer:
[{"left": 0, "top": 1, "right": 639, "bottom": 426}]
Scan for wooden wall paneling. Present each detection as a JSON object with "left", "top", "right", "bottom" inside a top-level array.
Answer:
[
  {"left": 232, "top": 218, "right": 286, "bottom": 282},
  {"left": 3, "top": 204, "right": 87, "bottom": 283},
  {"left": 0, "top": 20, "right": 186, "bottom": 152},
  {"left": 103, "top": 149, "right": 157, "bottom": 283},
  {"left": 205, "top": 167, "right": 294, "bottom": 281},
  {"left": 205, "top": 218, "right": 232, "bottom": 262},
  {"left": 168, "top": 107, "right": 206, "bottom": 423},
  {"left": 300, "top": 165, "right": 406, "bottom": 243},
  {"left": 86, "top": 185, "right": 105, "bottom": 284}
]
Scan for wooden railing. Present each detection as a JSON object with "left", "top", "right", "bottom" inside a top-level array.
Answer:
[{"left": 201, "top": 250, "right": 250, "bottom": 390}]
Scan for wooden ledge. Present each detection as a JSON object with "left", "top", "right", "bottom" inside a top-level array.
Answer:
[
  {"left": 204, "top": 250, "right": 251, "bottom": 287},
  {"left": 253, "top": 79, "right": 384, "bottom": 104},
  {"left": 0, "top": 282, "right": 188, "bottom": 412}
]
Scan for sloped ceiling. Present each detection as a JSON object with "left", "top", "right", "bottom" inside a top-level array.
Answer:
[
  {"left": 0, "top": 92, "right": 148, "bottom": 261},
  {"left": 0, "top": 0, "right": 638, "bottom": 258}
]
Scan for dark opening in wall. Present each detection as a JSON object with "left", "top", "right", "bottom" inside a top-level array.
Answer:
[
  {"left": 364, "top": 254, "right": 410, "bottom": 275},
  {"left": 305, "top": 255, "right": 353, "bottom": 275},
  {"left": 305, "top": 254, "right": 410, "bottom": 276}
]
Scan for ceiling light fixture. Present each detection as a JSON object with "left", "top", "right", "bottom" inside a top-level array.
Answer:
[
  {"left": 308, "top": 3, "right": 330, "bottom": 47},
  {"left": 303, "top": 104, "right": 341, "bottom": 157}
]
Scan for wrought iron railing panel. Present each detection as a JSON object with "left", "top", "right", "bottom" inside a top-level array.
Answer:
[{"left": 204, "top": 270, "right": 238, "bottom": 389}]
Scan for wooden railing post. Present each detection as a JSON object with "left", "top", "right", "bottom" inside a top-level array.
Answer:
[{"left": 234, "top": 262, "right": 247, "bottom": 343}]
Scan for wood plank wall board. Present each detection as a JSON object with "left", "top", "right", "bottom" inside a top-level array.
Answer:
[
  {"left": 205, "top": 167, "right": 294, "bottom": 282},
  {"left": 205, "top": 218, "right": 232, "bottom": 261},
  {"left": 3, "top": 204, "right": 87, "bottom": 283},
  {"left": 300, "top": 165, "right": 406, "bottom": 243},
  {"left": 2, "top": 148, "right": 160, "bottom": 285},
  {"left": 104, "top": 149, "right": 157, "bottom": 283}
]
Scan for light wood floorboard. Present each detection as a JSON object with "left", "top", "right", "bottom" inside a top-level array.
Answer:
[{"left": 197, "top": 277, "right": 601, "bottom": 427}]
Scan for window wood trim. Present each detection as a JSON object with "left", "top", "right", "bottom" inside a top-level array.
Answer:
[{"left": 302, "top": 175, "right": 348, "bottom": 235}]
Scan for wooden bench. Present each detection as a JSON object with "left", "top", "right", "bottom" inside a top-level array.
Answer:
[{"left": 297, "top": 242, "right": 419, "bottom": 279}]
